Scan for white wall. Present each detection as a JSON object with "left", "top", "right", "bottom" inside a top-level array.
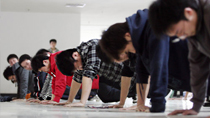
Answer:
[
  {"left": 0, "top": 12, "right": 80, "bottom": 93},
  {"left": 80, "top": 25, "right": 108, "bottom": 43}
]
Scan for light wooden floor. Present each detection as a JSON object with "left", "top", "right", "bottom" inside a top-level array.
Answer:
[{"left": 0, "top": 97, "right": 209, "bottom": 118}]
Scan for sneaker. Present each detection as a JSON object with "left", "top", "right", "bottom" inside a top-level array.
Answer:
[
  {"left": 132, "top": 94, "right": 137, "bottom": 103},
  {"left": 165, "top": 89, "right": 173, "bottom": 100},
  {"left": 203, "top": 102, "right": 210, "bottom": 107},
  {"left": 88, "top": 95, "right": 101, "bottom": 102}
]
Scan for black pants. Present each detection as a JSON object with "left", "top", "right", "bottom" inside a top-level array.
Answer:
[
  {"left": 168, "top": 75, "right": 191, "bottom": 92},
  {"left": 61, "top": 86, "right": 97, "bottom": 100},
  {"left": 97, "top": 76, "right": 136, "bottom": 103},
  {"left": 0, "top": 95, "right": 12, "bottom": 102}
]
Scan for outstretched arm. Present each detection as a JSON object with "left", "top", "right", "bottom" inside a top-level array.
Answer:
[
  {"left": 65, "top": 76, "right": 92, "bottom": 107},
  {"left": 109, "top": 76, "right": 131, "bottom": 108}
]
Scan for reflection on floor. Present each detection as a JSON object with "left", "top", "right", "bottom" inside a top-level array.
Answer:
[{"left": 0, "top": 97, "right": 209, "bottom": 118}]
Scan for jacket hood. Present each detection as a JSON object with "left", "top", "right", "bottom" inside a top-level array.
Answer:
[{"left": 126, "top": 9, "right": 148, "bottom": 53}]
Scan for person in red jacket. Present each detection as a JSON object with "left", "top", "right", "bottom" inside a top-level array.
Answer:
[
  {"left": 31, "top": 51, "right": 99, "bottom": 104},
  {"left": 31, "top": 51, "right": 70, "bottom": 104}
]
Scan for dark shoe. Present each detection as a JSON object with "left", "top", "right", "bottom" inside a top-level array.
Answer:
[
  {"left": 132, "top": 95, "right": 137, "bottom": 103},
  {"left": 203, "top": 102, "right": 210, "bottom": 107}
]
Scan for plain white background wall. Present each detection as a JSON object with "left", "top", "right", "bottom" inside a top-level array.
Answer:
[
  {"left": 80, "top": 25, "right": 108, "bottom": 43},
  {"left": 0, "top": 12, "right": 80, "bottom": 93}
]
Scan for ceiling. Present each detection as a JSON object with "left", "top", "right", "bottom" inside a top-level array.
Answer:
[{"left": 0, "top": 0, "right": 155, "bottom": 25}]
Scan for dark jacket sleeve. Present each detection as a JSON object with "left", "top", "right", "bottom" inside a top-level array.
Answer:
[
  {"left": 188, "top": 39, "right": 209, "bottom": 112},
  {"left": 148, "top": 32, "right": 169, "bottom": 112},
  {"left": 135, "top": 55, "right": 150, "bottom": 83}
]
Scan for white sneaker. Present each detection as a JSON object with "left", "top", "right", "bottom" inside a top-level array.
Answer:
[
  {"left": 165, "top": 89, "right": 173, "bottom": 100},
  {"left": 89, "top": 95, "right": 101, "bottom": 102}
]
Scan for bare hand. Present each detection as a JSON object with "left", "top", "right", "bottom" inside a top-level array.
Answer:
[
  {"left": 120, "top": 105, "right": 137, "bottom": 110},
  {"left": 64, "top": 102, "right": 85, "bottom": 107},
  {"left": 207, "top": 116, "right": 210, "bottom": 118},
  {"left": 136, "top": 105, "right": 150, "bottom": 112},
  {"left": 54, "top": 101, "right": 71, "bottom": 106},
  {"left": 39, "top": 100, "right": 50, "bottom": 104},
  {"left": 168, "top": 109, "right": 198, "bottom": 115},
  {"left": 109, "top": 104, "right": 124, "bottom": 108},
  {"left": 26, "top": 98, "right": 35, "bottom": 102},
  {"left": 47, "top": 100, "right": 58, "bottom": 105},
  {"left": 28, "top": 99, "right": 40, "bottom": 103}
]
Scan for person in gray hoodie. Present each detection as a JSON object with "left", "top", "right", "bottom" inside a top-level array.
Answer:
[{"left": 7, "top": 54, "right": 34, "bottom": 99}]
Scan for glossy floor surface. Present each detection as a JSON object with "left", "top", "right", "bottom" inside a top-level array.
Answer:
[{"left": 0, "top": 97, "right": 209, "bottom": 118}]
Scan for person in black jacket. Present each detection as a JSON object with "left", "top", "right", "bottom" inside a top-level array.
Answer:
[{"left": 99, "top": 9, "right": 169, "bottom": 112}]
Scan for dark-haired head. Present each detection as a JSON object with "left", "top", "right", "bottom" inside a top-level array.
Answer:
[
  {"left": 19, "top": 54, "right": 32, "bottom": 70},
  {"left": 96, "top": 44, "right": 112, "bottom": 64},
  {"left": 7, "top": 54, "right": 18, "bottom": 66},
  {"left": 49, "top": 39, "right": 57, "bottom": 43},
  {"left": 100, "top": 22, "right": 129, "bottom": 62},
  {"left": 35, "top": 48, "right": 50, "bottom": 56},
  {"left": 149, "top": 0, "right": 198, "bottom": 38},
  {"left": 56, "top": 49, "right": 77, "bottom": 76},
  {"left": 3, "top": 66, "right": 15, "bottom": 82},
  {"left": 31, "top": 54, "right": 49, "bottom": 73}
]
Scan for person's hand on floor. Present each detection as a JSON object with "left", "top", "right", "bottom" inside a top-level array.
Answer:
[
  {"left": 26, "top": 98, "right": 35, "bottom": 102},
  {"left": 168, "top": 109, "right": 198, "bottom": 115},
  {"left": 136, "top": 104, "right": 150, "bottom": 112},
  {"left": 54, "top": 101, "right": 71, "bottom": 106},
  {"left": 39, "top": 100, "right": 50, "bottom": 104},
  {"left": 109, "top": 103, "right": 124, "bottom": 108},
  {"left": 120, "top": 105, "right": 137, "bottom": 110},
  {"left": 28, "top": 99, "right": 40, "bottom": 103},
  {"left": 64, "top": 102, "right": 85, "bottom": 107},
  {"left": 47, "top": 100, "right": 58, "bottom": 105}
]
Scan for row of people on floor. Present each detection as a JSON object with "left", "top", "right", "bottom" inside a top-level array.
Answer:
[{"left": 2, "top": 1, "right": 210, "bottom": 117}]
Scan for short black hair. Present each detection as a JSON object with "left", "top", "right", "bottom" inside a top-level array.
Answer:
[
  {"left": 7, "top": 54, "right": 18, "bottom": 63},
  {"left": 100, "top": 22, "right": 129, "bottom": 61},
  {"left": 56, "top": 48, "right": 77, "bottom": 76},
  {"left": 35, "top": 48, "right": 50, "bottom": 56},
  {"left": 19, "top": 54, "right": 31, "bottom": 66},
  {"left": 96, "top": 44, "right": 112, "bottom": 64},
  {"left": 3, "top": 66, "right": 14, "bottom": 80},
  {"left": 148, "top": 0, "right": 198, "bottom": 37},
  {"left": 31, "top": 54, "right": 49, "bottom": 73},
  {"left": 49, "top": 39, "right": 57, "bottom": 43}
]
